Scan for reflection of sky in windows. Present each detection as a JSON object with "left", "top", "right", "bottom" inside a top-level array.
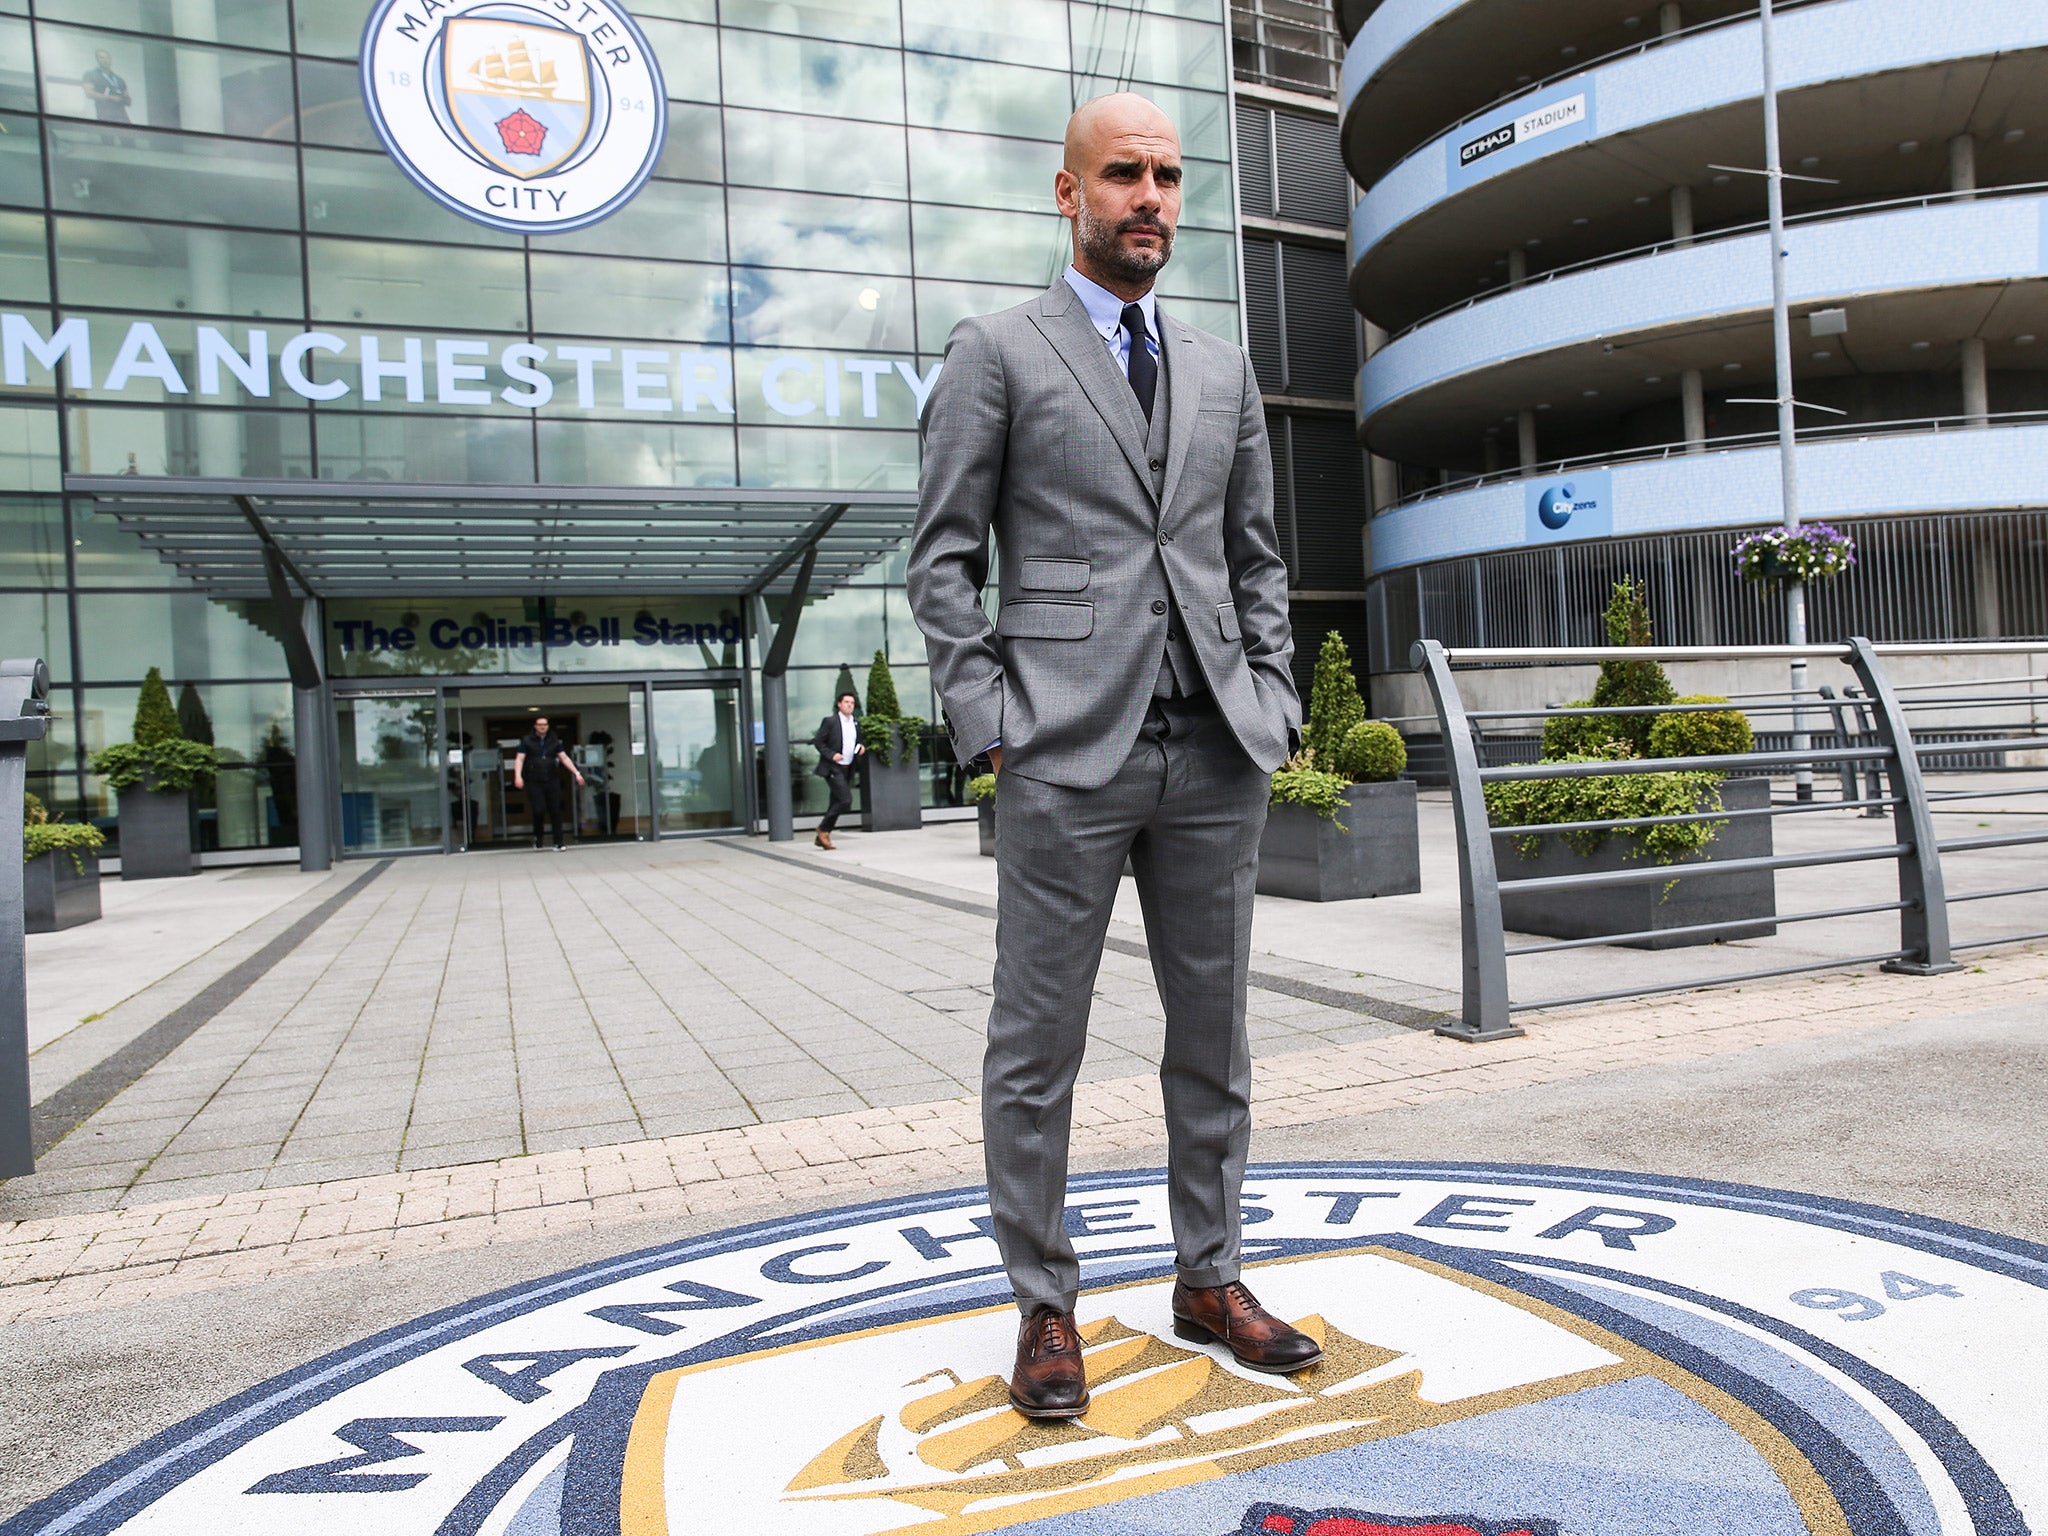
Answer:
[
  {"left": 903, "top": 0, "right": 1071, "bottom": 69},
  {"left": 738, "top": 425, "right": 917, "bottom": 490},
  {"left": 728, "top": 187, "right": 912, "bottom": 275},
  {"left": 904, "top": 55, "right": 1069, "bottom": 141},
  {"left": 722, "top": 32, "right": 905, "bottom": 123},
  {"left": 726, "top": 109, "right": 908, "bottom": 200},
  {"left": 530, "top": 255, "right": 730, "bottom": 343},
  {"left": 729, "top": 270, "right": 914, "bottom": 352}
]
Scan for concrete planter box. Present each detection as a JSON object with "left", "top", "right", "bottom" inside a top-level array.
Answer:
[
  {"left": 860, "top": 729, "right": 923, "bottom": 832},
  {"left": 977, "top": 799, "right": 996, "bottom": 856},
  {"left": 24, "top": 849, "right": 102, "bottom": 932},
  {"left": 1499, "top": 775, "right": 1776, "bottom": 949},
  {"left": 1257, "top": 780, "right": 1422, "bottom": 901},
  {"left": 115, "top": 782, "right": 197, "bottom": 879}
]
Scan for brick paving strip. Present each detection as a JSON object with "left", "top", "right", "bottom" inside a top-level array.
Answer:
[{"left": 0, "top": 946, "right": 2038, "bottom": 1326}]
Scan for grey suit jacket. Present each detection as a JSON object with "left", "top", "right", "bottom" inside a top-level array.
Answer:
[{"left": 907, "top": 280, "right": 1299, "bottom": 790}]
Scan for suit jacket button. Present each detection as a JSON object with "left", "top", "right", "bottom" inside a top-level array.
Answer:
[
  {"left": 1149, "top": 458, "right": 1163, "bottom": 470},
  {"left": 1151, "top": 599, "right": 1168, "bottom": 615}
]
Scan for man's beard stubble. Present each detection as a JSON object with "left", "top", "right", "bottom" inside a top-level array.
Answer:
[{"left": 1075, "top": 193, "right": 1174, "bottom": 287}]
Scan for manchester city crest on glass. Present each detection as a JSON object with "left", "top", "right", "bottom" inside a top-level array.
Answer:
[{"left": 359, "top": 0, "right": 667, "bottom": 236}]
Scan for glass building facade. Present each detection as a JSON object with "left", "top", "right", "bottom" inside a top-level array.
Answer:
[{"left": 0, "top": 0, "right": 1252, "bottom": 857}]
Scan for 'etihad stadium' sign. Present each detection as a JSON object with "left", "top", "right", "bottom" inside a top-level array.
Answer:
[
  {"left": 360, "top": 0, "right": 668, "bottom": 235},
  {"left": 0, "top": 313, "right": 942, "bottom": 420}
]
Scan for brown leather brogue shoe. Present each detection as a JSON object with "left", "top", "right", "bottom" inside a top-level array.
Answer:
[
  {"left": 1009, "top": 1305, "right": 1089, "bottom": 1418},
  {"left": 815, "top": 830, "right": 835, "bottom": 850},
  {"left": 1170, "top": 1280, "right": 1324, "bottom": 1374}
]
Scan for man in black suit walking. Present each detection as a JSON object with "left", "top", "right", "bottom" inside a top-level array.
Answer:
[{"left": 810, "top": 690, "right": 863, "bottom": 850}]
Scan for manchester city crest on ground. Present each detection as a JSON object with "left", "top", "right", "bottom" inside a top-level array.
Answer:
[
  {"left": 359, "top": 0, "right": 666, "bottom": 235},
  {"left": 6, "top": 1163, "right": 2042, "bottom": 1534}
]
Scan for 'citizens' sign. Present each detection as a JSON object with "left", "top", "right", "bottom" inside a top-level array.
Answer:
[{"left": 360, "top": 0, "right": 667, "bottom": 236}]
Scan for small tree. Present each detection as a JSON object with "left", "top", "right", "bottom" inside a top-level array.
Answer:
[
  {"left": 1302, "top": 631, "right": 1366, "bottom": 766},
  {"left": 860, "top": 650, "right": 925, "bottom": 766},
  {"left": 175, "top": 682, "right": 214, "bottom": 746},
  {"left": 134, "top": 668, "right": 182, "bottom": 747},
  {"left": 93, "top": 666, "right": 219, "bottom": 793},
  {"left": 865, "top": 649, "right": 901, "bottom": 720},
  {"left": 833, "top": 661, "right": 859, "bottom": 710},
  {"left": 1542, "top": 577, "right": 1678, "bottom": 758}
]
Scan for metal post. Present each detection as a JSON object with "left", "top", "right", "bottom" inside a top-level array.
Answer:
[
  {"left": 1411, "top": 641, "right": 1519, "bottom": 1041},
  {"left": 0, "top": 658, "right": 52, "bottom": 1177},
  {"left": 1757, "top": 0, "right": 1814, "bottom": 802},
  {"left": 753, "top": 544, "right": 821, "bottom": 843},
  {"left": 1843, "top": 637, "right": 1960, "bottom": 975}
]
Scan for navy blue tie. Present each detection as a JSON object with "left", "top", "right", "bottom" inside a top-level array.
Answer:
[{"left": 1120, "top": 302, "right": 1156, "bottom": 423}]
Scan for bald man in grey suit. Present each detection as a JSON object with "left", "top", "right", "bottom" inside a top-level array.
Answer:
[{"left": 907, "top": 93, "right": 1323, "bottom": 1418}]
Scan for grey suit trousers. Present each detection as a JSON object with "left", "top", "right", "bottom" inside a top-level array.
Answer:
[{"left": 986, "top": 692, "right": 1268, "bottom": 1314}]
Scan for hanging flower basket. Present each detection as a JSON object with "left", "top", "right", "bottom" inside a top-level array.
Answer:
[{"left": 1731, "top": 525, "right": 1857, "bottom": 587}]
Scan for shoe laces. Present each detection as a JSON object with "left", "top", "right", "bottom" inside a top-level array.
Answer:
[{"left": 1032, "top": 1309, "right": 1072, "bottom": 1353}]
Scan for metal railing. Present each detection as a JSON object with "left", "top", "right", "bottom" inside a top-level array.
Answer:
[
  {"left": 1413, "top": 640, "right": 2048, "bottom": 1041},
  {"left": 1, "top": 658, "right": 51, "bottom": 1176}
]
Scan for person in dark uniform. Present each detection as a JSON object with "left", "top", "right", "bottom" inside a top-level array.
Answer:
[
  {"left": 513, "top": 715, "right": 585, "bottom": 850},
  {"left": 82, "top": 49, "right": 133, "bottom": 123},
  {"left": 809, "top": 690, "right": 863, "bottom": 850}
]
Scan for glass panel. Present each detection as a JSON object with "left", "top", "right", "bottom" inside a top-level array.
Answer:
[
  {"left": 37, "top": 23, "right": 294, "bottom": 137},
  {"left": 540, "top": 179, "right": 725, "bottom": 261},
  {"left": 633, "top": 0, "right": 713, "bottom": 19},
  {"left": 0, "top": 110, "right": 43, "bottom": 206},
  {"left": 903, "top": 0, "right": 1069, "bottom": 67},
  {"left": 49, "top": 122, "right": 299, "bottom": 228},
  {"left": 903, "top": 55, "right": 1067, "bottom": 141},
  {"left": 1070, "top": 79, "right": 1227, "bottom": 159},
  {"left": 733, "top": 347, "right": 923, "bottom": 428},
  {"left": 312, "top": 411, "right": 537, "bottom": 484},
  {"left": 737, "top": 424, "right": 917, "bottom": 489},
  {"left": 0, "top": 210, "right": 47, "bottom": 300},
  {"left": 0, "top": 19, "right": 37, "bottom": 111},
  {"left": 288, "top": 326, "right": 524, "bottom": 415},
  {"left": 66, "top": 403, "right": 313, "bottom": 479},
  {"left": 652, "top": 101, "right": 722, "bottom": 183},
  {"left": 769, "top": 584, "right": 883, "bottom": 668},
  {"left": 303, "top": 147, "right": 524, "bottom": 248},
  {"left": 56, "top": 218, "right": 301, "bottom": 318},
  {"left": 0, "top": 587, "right": 67, "bottom": 678},
  {"left": 914, "top": 277, "right": 1040, "bottom": 352},
  {"left": 75, "top": 591, "right": 289, "bottom": 681},
  {"left": 912, "top": 202, "right": 1064, "bottom": 285},
  {"left": 1155, "top": 224, "right": 1237, "bottom": 302},
  {"left": 721, "top": 31, "right": 903, "bottom": 123},
  {"left": 0, "top": 496, "right": 62, "bottom": 585},
  {"left": 82, "top": 680, "right": 295, "bottom": 850},
  {"left": 308, "top": 236, "right": 529, "bottom": 331},
  {"left": 725, "top": 0, "right": 896, "bottom": 42},
  {"left": 447, "top": 686, "right": 647, "bottom": 847},
  {"left": 72, "top": 492, "right": 189, "bottom": 586},
  {"left": 1071, "top": 7, "right": 1225, "bottom": 90},
  {"left": 37, "top": 0, "right": 292, "bottom": 52},
  {"left": 0, "top": 403, "right": 62, "bottom": 489},
  {"left": 295, "top": 57, "right": 378, "bottom": 150},
  {"left": 1176, "top": 156, "right": 1234, "bottom": 230},
  {"left": 638, "top": 18, "right": 721, "bottom": 103},
  {"left": 529, "top": 255, "right": 729, "bottom": 343},
  {"left": 1164, "top": 293, "right": 1238, "bottom": 342},
  {"left": 327, "top": 598, "right": 546, "bottom": 679},
  {"left": 728, "top": 187, "right": 911, "bottom": 275},
  {"left": 543, "top": 597, "right": 744, "bottom": 672},
  {"left": 525, "top": 339, "right": 736, "bottom": 419},
  {"left": 724, "top": 108, "right": 907, "bottom": 198},
  {"left": 536, "top": 418, "right": 737, "bottom": 488},
  {"left": 295, "top": 0, "right": 373, "bottom": 60},
  {"left": 730, "top": 268, "right": 913, "bottom": 351},
  {"left": 907, "top": 127, "right": 1058, "bottom": 214},
  {"left": 653, "top": 684, "right": 743, "bottom": 832},
  {"left": 336, "top": 693, "right": 443, "bottom": 853}
]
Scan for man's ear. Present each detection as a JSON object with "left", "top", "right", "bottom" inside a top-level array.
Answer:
[{"left": 1053, "top": 167, "right": 1081, "bottom": 220}]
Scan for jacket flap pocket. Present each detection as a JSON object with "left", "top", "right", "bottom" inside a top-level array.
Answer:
[
  {"left": 1017, "top": 557, "right": 1090, "bottom": 592},
  {"left": 1217, "top": 601, "right": 1241, "bottom": 642},
  {"left": 998, "top": 600, "right": 1094, "bottom": 641}
]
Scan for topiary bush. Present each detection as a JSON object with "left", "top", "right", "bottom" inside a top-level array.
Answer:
[
  {"left": 24, "top": 790, "right": 47, "bottom": 826},
  {"left": 1301, "top": 631, "right": 1367, "bottom": 765},
  {"left": 1587, "top": 576, "right": 1676, "bottom": 755},
  {"left": 92, "top": 665, "right": 220, "bottom": 792},
  {"left": 1335, "top": 719, "right": 1406, "bottom": 782},
  {"left": 860, "top": 649, "right": 926, "bottom": 766},
  {"left": 1649, "top": 695, "right": 1755, "bottom": 760},
  {"left": 1540, "top": 704, "right": 1622, "bottom": 761}
]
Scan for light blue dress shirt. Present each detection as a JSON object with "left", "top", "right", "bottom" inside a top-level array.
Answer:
[
  {"left": 985, "top": 270, "right": 1162, "bottom": 757},
  {"left": 1063, "top": 264, "right": 1160, "bottom": 377}
]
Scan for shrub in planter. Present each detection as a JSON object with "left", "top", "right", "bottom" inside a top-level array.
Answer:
[
  {"left": 91, "top": 667, "right": 218, "bottom": 879},
  {"left": 970, "top": 772, "right": 997, "bottom": 857},
  {"left": 859, "top": 650, "right": 924, "bottom": 831},
  {"left": 23, "top": 794, "right": 105, "bottom": 932},
  {"left": 1259, "top": 635, "right": 1421, "bottom": 901},
  {"left": 1541, "top": 577, "right": 1678, "bottom": 758}
]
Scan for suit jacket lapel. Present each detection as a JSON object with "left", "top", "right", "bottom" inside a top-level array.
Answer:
[
  {"left": 1029, "top": 281, "right": 1157, "bottom": 498},
  {"left": 1155, "top": 308, "right": 1202, "bottom": 520}
]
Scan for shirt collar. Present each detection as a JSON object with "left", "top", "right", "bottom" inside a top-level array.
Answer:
[{"left": 1064, "top": 265, "right": 1156, "bottom": 342}]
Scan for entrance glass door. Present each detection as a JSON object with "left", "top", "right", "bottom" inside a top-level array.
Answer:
[
  {"left": 446, "top": 684, "right": 647, "bottom": 848},
  {"left": 652, "top": 684, "right": 743, "bottom": 834},
  {"left": 334, "top": 692, "right": 444, "bottom": 854}
]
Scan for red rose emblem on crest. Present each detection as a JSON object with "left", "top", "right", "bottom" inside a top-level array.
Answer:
[{"left": 495, "top": 108, "right": 547, "bottom": 157}]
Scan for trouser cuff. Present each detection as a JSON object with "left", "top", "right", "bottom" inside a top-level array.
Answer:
[{"left": 1176, "top": 1263, "right": 1239, "bottom": 1290}]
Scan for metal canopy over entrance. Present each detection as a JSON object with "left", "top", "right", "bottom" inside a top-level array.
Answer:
[{"left": 64, "top": 476, "right": 919, "bottom": 598}]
